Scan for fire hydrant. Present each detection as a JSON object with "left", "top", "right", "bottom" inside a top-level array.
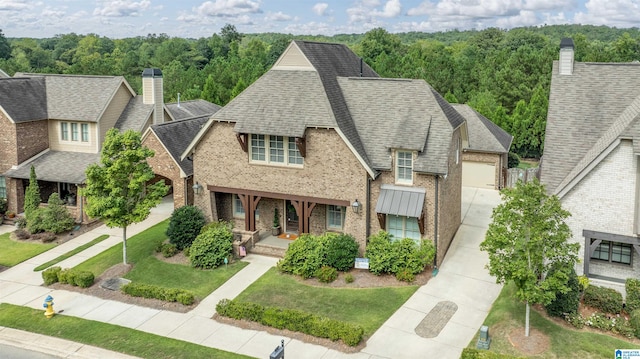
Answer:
[{"left": 43, "top": 295, "right": 55, "bottom": 319}]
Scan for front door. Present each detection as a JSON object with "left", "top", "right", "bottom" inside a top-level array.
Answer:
[{"left": 285, "top": 200, "right": 299, "bottom": 233}]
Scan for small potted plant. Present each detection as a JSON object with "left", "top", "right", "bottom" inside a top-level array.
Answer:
[
  {"left": 6, "top": 210, "right": 15, "bottom": 219},
  {"left": 272, "top": 207, "right": 281, "bottom": 236},
  {"left": 65, "top": 193, "right": 76, "bottom": 206}
]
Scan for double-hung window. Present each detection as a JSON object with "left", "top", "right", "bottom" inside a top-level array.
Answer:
[
  {"left": 60, "top": 122, "right": 89, "bottom": 142},
  {"left": 71, "top": 123, "right": 79, "bottom": 141},
  {"left": 233, "top": 194, "right": 245, "bottom": 218},
  {"left": 327, "top": 205, "right": 346, "bottom": 230},
  {"left": 81, "top": 124, "right": 89, "bottom": 142},
  {"left": 591, "top": 239, "right": 632, "bottom": 265},
  {"left": 387, "top": 215, "right": 421, "bottom": 241},
  {"left": 0, "top": 176, "right": 6, "bottom": 199},
  {"left": 61, "top": 123, "right": 69, "bottom": 141},
  {"left": 250, "top": 134, "right": 303, "bottom": 167},
  {"left": 396, "top": 151, "right": 413, "bottom": 184}
]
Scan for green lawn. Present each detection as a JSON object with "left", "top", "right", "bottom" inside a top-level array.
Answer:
[
  {"left": 235, "top": 268, "right": 417, "bottom": 335},
  {"left": 34, "top": 235, "right": 110, "bottom": 272},
  {"left": 0, "top": 303, "right": 251, "bottom": 359},
  {"left": 73, "top": 220, "right": 248, "bottom": 299},
  {"left": 0, "top": 232, "right": 56, "bottom": 267},
  {"left": 473, "top": 282, "right": 638, "bottom": 358}
]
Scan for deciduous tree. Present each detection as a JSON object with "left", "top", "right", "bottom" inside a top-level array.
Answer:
[
  {"left": 82, "top": 129, "right": 168, "bottom": 264},
  {"left": 480, "top": 180, "right": 579, "bottom": 337}
]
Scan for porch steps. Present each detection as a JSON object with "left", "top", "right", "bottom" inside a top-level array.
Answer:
[
  {"left": 2, "top": 216, "right": 17, "bottom": 227},
  {"left": 249, "top": 242, "right": 287, "bottom": 258}
]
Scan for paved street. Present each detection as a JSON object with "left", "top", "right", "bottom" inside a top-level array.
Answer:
[{"left": 0, "top": 187, "right": 502, "bottom": 359}]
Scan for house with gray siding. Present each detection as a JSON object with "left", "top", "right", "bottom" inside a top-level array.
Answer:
[
  {"left": 540, "top": 38, "right": 640, "bottom": 286},
  {"left": 183, "top": 40, "right": 467, "bottom": 264}
]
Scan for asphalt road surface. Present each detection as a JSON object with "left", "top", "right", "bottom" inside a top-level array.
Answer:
[{"left": 0, "top": 343, "right": 61, "bottom": 359}]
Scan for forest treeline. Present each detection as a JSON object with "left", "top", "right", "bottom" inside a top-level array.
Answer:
[{"left": 1, "top": 24, "right": 640, "bottom": 159}]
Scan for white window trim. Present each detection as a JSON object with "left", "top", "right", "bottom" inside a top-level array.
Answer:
[
  {"left": 395, "top": 150, "right": 413, "bottom": 185},
  {"left": 326, "top": 205, "right": 346, "bottom": 231},
  {"left": 249, "top": 134, "right": 303, "bottom": 167}
]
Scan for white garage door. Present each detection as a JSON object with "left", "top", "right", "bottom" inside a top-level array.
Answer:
[{"left": 462, "top": 161, "right": 495, "bottom": 189}]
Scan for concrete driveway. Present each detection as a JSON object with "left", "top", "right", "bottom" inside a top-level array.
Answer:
[{"left": 361, "top": 187, "right": 503, "bottom": 359}]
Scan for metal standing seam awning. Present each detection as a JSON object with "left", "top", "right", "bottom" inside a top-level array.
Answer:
[{"left": 375, "top": 184, "right": 426, "bottom": 234}]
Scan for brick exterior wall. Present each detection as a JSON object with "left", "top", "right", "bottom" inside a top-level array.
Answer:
[
  {"left": 192, "top": 122, "right": 462, "bottom": 262},
  {"left": 142, "top": 131, "right": 186, "bottom": 209},
  {"left": 193, "top": 123, "right": 369, "bottom": 251},
  {"left": 462, "top": 151, "right": 504, "bottom": 189},
  {"left": 561, "top": 140, "right": 640, "bottom": 280},
  {"left": 0, "top": 113, "right": 18, "bottom": 175}
]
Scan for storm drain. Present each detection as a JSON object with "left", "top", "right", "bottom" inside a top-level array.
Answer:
[{"left": 414, "top": 301, "right": 458, "bottom": 338}]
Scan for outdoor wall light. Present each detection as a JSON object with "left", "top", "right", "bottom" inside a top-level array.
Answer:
[
  {"left": 192, "top": 182, "right": 203, "bottom": 195},
  {"left": 351, "top": 199, "right": 361, "bottom": 213}
]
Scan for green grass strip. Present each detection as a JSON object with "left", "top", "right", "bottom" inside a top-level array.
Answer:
[
  {"left": 0, "top": 303, "right": 252, "bottom": 359},
  {"left": 34, "top": 235, "right": 110, "bottom": 272},
  {"left": 235, "top": 268, "right": 417, "bottom": 335},
  {"left": 0, "top": 232, "right": 56, "bottom": 267}
]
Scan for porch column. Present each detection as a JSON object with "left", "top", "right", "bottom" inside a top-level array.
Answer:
[
  {"left": 302, "top": 201, "right": 316, "bottom": 233},
  {"left": 238, "top": 194, "right": 262, "bottom": 232},
  {"left": 289, "top": 200, "right": 304, "bottom": 234}
]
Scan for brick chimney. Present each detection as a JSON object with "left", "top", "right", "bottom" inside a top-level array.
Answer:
[
  {"left": 142, "top": 68, "right": 164, "bottom": 124},
  {"left": 559, "top": 38, "right": 574, "bottom": 76}
]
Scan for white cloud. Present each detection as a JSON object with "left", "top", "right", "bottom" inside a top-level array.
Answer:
[
  {"left": 195, "top": 0, "right": 262, "bottom": 18},
  {"left": 523, "top": 0, "right": 576, "bottom": 12},
  {"left": 93, "top": 0, "right": 151, "bottom": 17},
  {"left": 41, "top": 7, "right": 65, "bottom": 18},
  {"left": 494, "top": 9, "right": 539, "bottom": 28},
  {"left": 347, "top": 0, "right": 402, "bottom": 23},
  {"left": 265, "top": 11, "right": 292, "bottom": 21},
  {"left": 0, "top": 0, "right": 30, "bottom": 11},
  {"left": 407, "top": 1, "right": 435, "bottom": 16},
  {"left": 574, "top": 0, "right": 640, "bottom": 26},
  {"left": 371, "top": 0, "right": 401, "bottom": 18},
  {"left": 312, "top": 2, "right": 329, "bottom": 16}
]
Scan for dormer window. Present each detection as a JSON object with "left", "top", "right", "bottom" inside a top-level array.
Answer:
[
  {"left": 60, "top": 122, "right": 90, "bottom": 143},
  {"left": 396, "top": 150, "right": 413, "bottom": 184},
  {"left": 250, "top": 134, "right": 303, "bottom": 167}
]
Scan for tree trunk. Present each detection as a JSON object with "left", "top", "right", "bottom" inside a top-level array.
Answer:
[
  {"left": 525, "top": 301, "right": 530, "bottom": 337},
  {"left": 122, "top": 226, "right": 127, "bottom": 265}
]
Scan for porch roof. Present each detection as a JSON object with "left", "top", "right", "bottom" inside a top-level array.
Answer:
[
  {"left": 375, "top": 184, "right": 425, "bottom": 218},
  {"left": 3, "top": 150, "right": 99, "bottom": 184}
]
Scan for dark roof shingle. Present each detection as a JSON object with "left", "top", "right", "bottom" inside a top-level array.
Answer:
[
  {"left": 150, "top": 116, "right": 210, "bottom": 176},
  {"left": 0, "top": 77, "right": 48, "bottom": 122}
]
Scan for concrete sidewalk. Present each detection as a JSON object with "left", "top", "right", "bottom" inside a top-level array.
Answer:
[{"left": 0, "top": 188, "right": 502, "bottom": 359}]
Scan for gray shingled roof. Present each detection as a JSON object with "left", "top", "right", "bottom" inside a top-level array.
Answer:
[
  {"left": 0, "top": 77, "right": 47, "bottom": 123},
  {"left": 4, "top": 151, "right": 100, "bottom": 184},
  {"left": 150, "top": 116, "right": 210, "bottom": 176},
  {"left": 453, "top": 104, "right": 512, "bottom": 154},
  {"left": 166, "top": 99, "right": 221, "bottom": 121},
  {"left": 217, "top": 69, "right": 337, "bottom": 137},
  {"left": 540, "top": 61, "right": 640, "bottom": 194},
  {"left": 15, "top": 73, "right": 128, "bottom": 122},
  {"left": 339, "top": 77, "right": 460, "bottom": 174},
  {"left": 115, "top": 96, "right": 153, "bottom": 132}
]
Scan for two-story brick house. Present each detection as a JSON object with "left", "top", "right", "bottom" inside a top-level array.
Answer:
[
  {"left": 1, "top": 69, "right": 169, "bottom": 222},
  {"left": 183, "top": 40, "right": 466, "bottom": 264},
  {"left": 541, "top": 38, "right": 640, "bottom": 286}
]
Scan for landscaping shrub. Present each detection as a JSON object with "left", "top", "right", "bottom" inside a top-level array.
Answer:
[
  {"left": 324, "top": 233, "right": 359, "bottom": 271},
  {"left": 395, "top": 268, "right": 415, "bottom": 283},
  {"left": 39, "top": 193, "right": 75, "bottom": 234},
  {"left": 365, "top": 231, "right": 435, "bottom": 276},
  {"left": 14, "top": 217, "right": 27, "bottom": 229},
  {"left": 26, "top": 208, "right": 47, "bottom": 234},
  {"left": 0, "top": 197, "right": 6, "bottom": 216},
  {"left": 626, "top": 278, "right": 640, "bottom": 312},
  {"left": 159, "top": 243, "right": 178, "bottom": 258},
  {"left": 583, "top": 285, "right": 623, "bottom": 314},
  {"left": 277, "top": 233, "right": 325, "bottom": 278},
  {"left": 73, "top": 271, "right": 95, "bottom": 288},
  {"left": 13, "top": 228, "right": 30, "bottom": 240},
  {"left": 121, "top": 283, "right": 195, "bottom": 305},
  {"left": 166, "top": 205, "right": 206, "bottom": 250},
  {"left": 216, "top": 299, "right": 364, "bottom": 346},
  {"left": 545, "top": 268, "right": 580, "bottom": 317},
  {"left": 583, "top": 312, "right": 634, "bottom": 338},
  {"left": 315, "top": 266, "right": 337, "bottom": 283},
  {"left": 57, "top": 268, "right": 76, "bottom": 285},
  {"left": 42, "top": 266, "right": 61, "bottom": 285},
  {"left": 189, "top": 223, "right": 233, "bottom": 269},
  {"left": 32, "top": 231, "right": 56, "bottom": 243},
  {"left": 344, "top": 273, "right": 354, "bottom": 284},
  {"left": 630, "top": 309, "right": 640, "bottom": 338},
  {"left": 577, "top": 275, "right": 590, "bottom": 292},
  {"left": 565, "top": 312, "right": 585, "bottom": 329},
  {"left": 200, "top": 220, "right": 233, "bottom": 234}
]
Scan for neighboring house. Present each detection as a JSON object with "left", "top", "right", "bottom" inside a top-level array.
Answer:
[
  {"left": 454, "top": 104, "right": 513, "bottom": 190},
  {"left": 1, "top": 68, "right": 168, "bottom": 222},
  {"left": 183, "top": 40, "right": 466, "bottom": 264},
  {"left": 142, "top": 99, "right": 221, "bottom": 209},
  {"left": 540, "top": 38, "right": 640, "bottom": 285}
]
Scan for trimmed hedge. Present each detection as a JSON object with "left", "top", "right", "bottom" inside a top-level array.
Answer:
[
  {"left": 41, "top": 266, "right": 94, "bottom": 288},
  {"left": 626, "top": 278, "right": 640, "bottom": 312},
  {"left": 166, "top": 205, "right": 206, "bottom": 250},
  {"left": 545, "top": 268, "right": 580, "bottom": 317},
  {"left": 216, "top": 299, "right": 364, "bottom": 346},
  {"left": 121, "top": 283, "right": 195, "bottom": 305},
  {"left": 365, "top": 231, "right": 435, "bottom": 276},
  {"left": 630, "top": 309, "right": 640, "bottom": 338},
  {"left": 583, "top": 285, "right": 623, "bottom": 314}
]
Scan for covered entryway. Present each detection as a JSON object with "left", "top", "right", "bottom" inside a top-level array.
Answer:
[{"left": 462, "top": 161, "right": 495, "bottom": 189}]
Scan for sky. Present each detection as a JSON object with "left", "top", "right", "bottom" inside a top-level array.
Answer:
[{"left": 0, "top": 0, "right": 639, "bottom": 39}]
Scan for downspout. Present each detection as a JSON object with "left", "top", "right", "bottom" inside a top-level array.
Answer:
[
  {"left": 185, "top": 176, "right": 190, "bottom": 206},
  {"left": 434, "top": 175, "right": 439, "bottom": 272},
  {"left": 366, "top": 175, "right": 371, "bottom": 240}
]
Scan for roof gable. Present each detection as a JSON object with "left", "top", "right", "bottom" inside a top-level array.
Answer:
[
  {"left": 540, "top": 61, "right": 640, "bottom": 194},
  {"left": 149, "top": 116, "right": 210, "bottom": 177},
  {"left": 272, "top": 42, "right": 314, "bottom": 70},
  {"left": 453, "top": 104, "right": 512, "bottom": 154}
]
